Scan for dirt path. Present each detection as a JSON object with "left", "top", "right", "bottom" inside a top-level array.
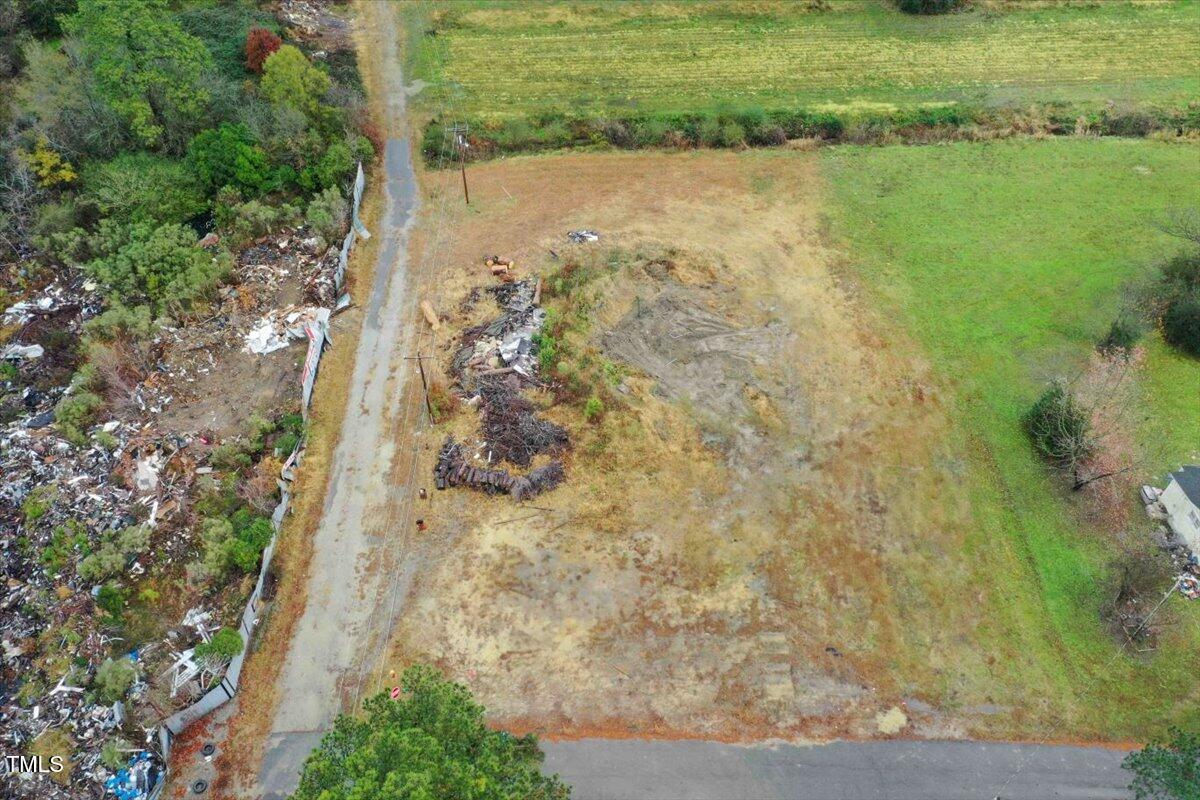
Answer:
[{"left": 258, "top": 2, "right": 424, "bottom": 796}]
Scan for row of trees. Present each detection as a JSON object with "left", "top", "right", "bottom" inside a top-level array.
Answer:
[{"left": 1, "top": 0, "right": 371, "bottom": 309}]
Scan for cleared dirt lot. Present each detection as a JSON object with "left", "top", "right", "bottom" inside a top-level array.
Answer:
[{"left": 385, "top": 151, "right": 1003, "bottom": 740}]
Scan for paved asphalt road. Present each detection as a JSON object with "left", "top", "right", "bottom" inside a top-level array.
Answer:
[{"left": 541, "top": 739, "right": 1132, "bottom": 800}]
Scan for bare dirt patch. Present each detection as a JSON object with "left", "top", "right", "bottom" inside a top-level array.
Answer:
[{"left": 381, "top": 151, "right": 997, "bottom": 740}]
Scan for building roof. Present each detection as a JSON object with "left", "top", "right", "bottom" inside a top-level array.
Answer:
[{"left": 1170, "top": 465, "right": 1200, "bottom": 506}]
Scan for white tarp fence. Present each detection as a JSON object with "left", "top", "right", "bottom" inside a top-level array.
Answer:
[{"left": 157, "top": 163, "right": 368, "bottom": 761}]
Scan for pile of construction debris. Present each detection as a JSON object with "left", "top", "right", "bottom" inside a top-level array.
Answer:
[
  {"left": 452, "top": 279, "right": 545, "bottom": 383},
  {"left": 439, "top": 278, "right": 569, "bottom": 502},
  {"left": 279, "top": 0, "right": 351, "bottom": 51}
]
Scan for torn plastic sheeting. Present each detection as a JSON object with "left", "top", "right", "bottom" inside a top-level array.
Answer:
[
  {"left": 1, "top": 343, "right": 45, "bottom": 360},
  {"left": 244, "top": 307, "right": 330, "bottom": 355}
]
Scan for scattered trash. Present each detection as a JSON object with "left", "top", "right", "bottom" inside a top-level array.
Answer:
[
  {"left": 103, "top": 751, "right": 162, "bottom": 800},
  {"left": 244, "top": 306, "right": 331, "bottom": 355},
  {"left": 567, "top": 229, "right": 600, "bottom": 244}
]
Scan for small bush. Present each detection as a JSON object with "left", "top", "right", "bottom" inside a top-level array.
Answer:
[
  {"left": 93, "top": 657, "right": 136, "bottom": 703},
  {"left": 245, "top": 27, "right": 282, "bottom": 74},
  {"left": 194, "top": 627, "right": 243, "bottom": 664},
  {"left": 894, "top": 0, "right": 965, "bottom": 13},
  {"left": 194, "top": 509, "right": 274, "bottom": 581},
  {"left": 55, "top": 391, "right": 104, "bottom": 445},
  {"left": 100, "top": 738, "right": 132, "bottom": 770},
  {"left": 78, "top": 525, "right": 150, "bottom": 582},
  {"left": 1161, "top": 250, "right": 1200, "bottom": 293},
  {"left": 1162, "top": 293, "right": 1200, "bottom": 357},
  {"left": 583, "top": 395, "right": 604, "bottom": 423},
  {"left": 305, "top": 186, "right": 348, "bottom": 244},
  {"left": 85, "top": 304, "right": 158, "bottom": 343},
  {"left": 1100, "top": 107, "right": 1161, "bottom": 138},
  {"left": 79, "top": 548, "right": 126, "bottom": 583},
  {"left": 1024, "top": 381, "right": 1092, "bottom": 464},
  {"left": 95, "top": 582, "right": 127, "bottom": 619},
  {"left": 211, "top": 439, "right": 253, "bottom": 472},
  {"left": 718, "top": 121, "right": 747, "bottom": 148},
  {"left": 1098, "top": 315, "right": 1144, "bottom": 354},
  {"left": 223, "top": 199, "right": 282, "bottom": 245},
  {"left": 22, "top": 485, "right": 56, "bottom": 524}
]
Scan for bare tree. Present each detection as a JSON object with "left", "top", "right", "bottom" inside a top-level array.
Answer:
[
  {"left": 1025, "top": 354, "right": 1149, "bottom": 492},
  {"left": 0, "top": 153, "right": 42, "bottom": 258},
  {"left": 1155, "top": 206, "right": 1200, "bottom": 248}
]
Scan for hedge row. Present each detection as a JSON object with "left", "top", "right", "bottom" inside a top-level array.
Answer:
[{"left": 422, "top": 103, "right": 1200, "bottom": 166}]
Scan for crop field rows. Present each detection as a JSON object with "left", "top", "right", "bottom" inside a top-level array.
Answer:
[{"left": 412, "top": 1, "right": 1200, "bottom": 116}]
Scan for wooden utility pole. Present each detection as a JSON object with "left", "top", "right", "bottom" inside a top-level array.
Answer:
[
  {"left": 447, "top": 122, "right": 471, "bottom": 205},
  {"left": 405, "top": 354, "right": 437, "bottom": 423}
]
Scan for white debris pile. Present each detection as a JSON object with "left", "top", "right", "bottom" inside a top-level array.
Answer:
[
  {"left": 279, "top": 0, "right": 351, "bottom": 49},
  {"left": 1, "top": 280, "right": 103, "bottom": 327},
  {"left": 451, "top": 280, "right": 546, "bottom": 383},
  {"left": 567, "top": 229, "right": 600, "bottom": 244},
  {"left": 244, "top": 306, "right": 331, "bottom": 355}
]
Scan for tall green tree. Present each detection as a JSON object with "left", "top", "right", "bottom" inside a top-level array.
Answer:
[
  {"left": 291, "top": 665, "right": 570, "bottom": 800},
  {"left": 1124, "top": 729, "right": 1200, "bottom": 800},
  {"left": 260, "top": 44, "right": 329, "bottom": 120},
  {"left": 63, "top": 0, "right": 212, "bottom": 149}
]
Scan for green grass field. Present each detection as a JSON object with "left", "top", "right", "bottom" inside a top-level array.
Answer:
[
  {"left": 407, "top": 0, "right": 1200, "bottom": 119},
  {"left": 822, "top": 138, "right": 1200, "bottom": 735}
]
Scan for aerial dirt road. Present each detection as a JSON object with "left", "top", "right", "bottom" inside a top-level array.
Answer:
[{"left": 258, "top": 2, "right": 423, "bottom": 796}]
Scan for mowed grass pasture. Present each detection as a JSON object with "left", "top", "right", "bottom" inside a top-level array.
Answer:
[
  {"left": 407, "top": 0, "right": 1200, "bottom": 118},
  {"left": 823, "top": 138, "right": 1200, "bottom": 736}
]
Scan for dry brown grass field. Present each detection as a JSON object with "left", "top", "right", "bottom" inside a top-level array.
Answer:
[{"left": 378, "top": 150, "right": 1078, "bottom": 741}]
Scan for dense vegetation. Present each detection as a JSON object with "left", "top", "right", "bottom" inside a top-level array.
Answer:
[
  {"left": 0, "top": 2, "right": 368, "bottom": 787},
  {"left": 292, "top": 665, "right": 570, "bottom": 800},
  {"left": 1, "top": 0, "right": 371, "bottom": 440}
]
